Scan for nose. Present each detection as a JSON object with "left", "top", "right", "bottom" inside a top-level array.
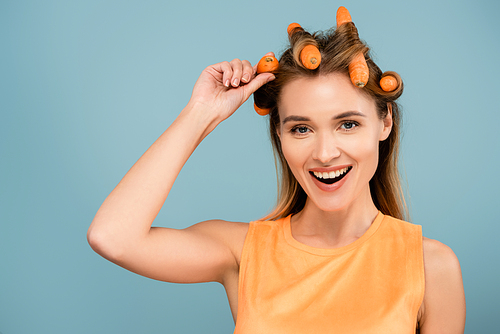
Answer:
[{"left": 312, "top": 133, "right": 341, "bottom": 164}]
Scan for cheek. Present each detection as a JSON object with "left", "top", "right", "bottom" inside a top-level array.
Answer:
[
  {"left": 281, "top": 138, "right": 300, "bottom": 166},
  {"left": 339, "top": 132, "right": 380, "bottom": 172},
  {"left": 353, "top": 136, "right": 380, "bottom": 176},
  {"left": 280, "top": 138, "right": 309, "bottom": 175}
]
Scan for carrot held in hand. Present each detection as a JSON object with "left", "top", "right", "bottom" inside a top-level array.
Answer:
[
  {"left": 349, "top": 52, "right": 369, "bottom": 87},
  {"left": 255, "top": 54, "right": 278, "bottom": 116},
  {"left": 257, "top": 55, "right": 279, "bottom": 74},
  {"left": 336, "top": 6, "right": 352, "bottom": 27}
]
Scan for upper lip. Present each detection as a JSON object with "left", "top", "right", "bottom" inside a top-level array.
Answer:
[{"left": 308, "top": 165, "right": 352, "bottom": 173}]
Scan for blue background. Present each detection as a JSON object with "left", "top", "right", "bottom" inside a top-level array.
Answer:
[{"left": 1, "top": 0, "right": 499, "bottom": 333}]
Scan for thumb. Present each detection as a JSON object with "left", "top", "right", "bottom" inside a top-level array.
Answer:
[{"left": 243, "top": 73, "right": 276, "bottom": 99}]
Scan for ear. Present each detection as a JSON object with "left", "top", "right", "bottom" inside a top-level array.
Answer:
[{"left": 379, "top": 103, "right": 393, "bottom": 141}]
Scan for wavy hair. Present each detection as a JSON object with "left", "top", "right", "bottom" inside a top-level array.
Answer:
[{"left": 254, "top": 22, "right": 408, "bottom": 221}]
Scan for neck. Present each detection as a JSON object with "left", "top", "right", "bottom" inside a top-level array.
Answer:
[{"left": 290, "top": 186, "right": 379, "bottom": 249}]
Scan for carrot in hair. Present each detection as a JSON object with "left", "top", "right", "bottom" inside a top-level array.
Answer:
[
  {"left": 348, "top": 52, "right": 369, "bottom": 87},
  {"left": 287, "top": 22, "right": 302, "bottom": 35},
  {"left": 336, "top": 6, "right": 352, "bottom": 27},
  {"left": 257, "top": 55, "right": 279, "bottom": 74},
  {"left": 380, "top": 75, "right": 398, "bottom": 92},
  {"left": 254, "top": 103, "right": 270, "bottom": 116},
  {"left": 300, "top": 45, "right": 321, "bottom": 70}
]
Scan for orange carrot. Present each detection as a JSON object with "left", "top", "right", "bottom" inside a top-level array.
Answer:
[
  {"left": 336, "top": 6, "right": 352, "bottom": 27},
  {"left": 300, "top": 45, "right": 321, "bottom": 70},
  {"left": 380, "top": 75, "right": 398, "bottom": 92},
  {"left": 254, "top": 103, "right": 270, "bottom": 116},
  {"left": 348, "top": 52, "right": 369, "bottom": 87},
  {"left": 287, "top": 22, "right": 302, "bottom": 35},
  {"left": 257, "top": 55, "right": 279, "bottom": 74}
]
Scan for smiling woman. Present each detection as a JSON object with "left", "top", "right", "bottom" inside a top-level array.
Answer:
[
  {"left": 87, "top": 6, "right": 465, "bottom": 334},
  {"left": 256, "top": 20, "right": 405, "bottom": 222},
  {"left": 276, "top": 74, "right": 392, "bottom": 215}
]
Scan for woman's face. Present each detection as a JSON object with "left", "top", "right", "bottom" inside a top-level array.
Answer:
[{"left": 277, "top": 73, "right": 392, "bottom": 212}]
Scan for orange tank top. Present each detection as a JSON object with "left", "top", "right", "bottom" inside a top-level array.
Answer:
[{"left": 234, "top": 212, "right": 424, "bottom": 334}]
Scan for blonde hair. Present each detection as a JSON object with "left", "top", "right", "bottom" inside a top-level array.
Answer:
[{"left": 254, "top": 23, "right": 408, "bottom": 221}]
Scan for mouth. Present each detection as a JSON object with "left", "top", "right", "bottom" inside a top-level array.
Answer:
[{"left": 309, "top": 166, "right": 352, "bottom": 185}]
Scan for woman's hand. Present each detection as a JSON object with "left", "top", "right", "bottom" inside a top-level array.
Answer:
[
  {"left": 186, "top": 54, "right": 276, "bottom": 124},
  {"left": 88, "top": 55, "right": 277, "bottom": 287}
]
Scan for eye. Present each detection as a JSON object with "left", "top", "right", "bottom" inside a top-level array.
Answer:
[
  {"left": 340, "top": 121, "right": 359, "bottom": 131},
  {"left": 290, "top": 125, "right": 311, "bottom": 136}
]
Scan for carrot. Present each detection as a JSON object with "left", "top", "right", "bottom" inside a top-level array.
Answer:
[
  {"left": 254, "top": 103, "right": 270, "bottom": 116},
  {"left": 348, "top": 52, "right": 369, "bottom": 87},
  {"left": 257, "top": 55, "right": 279, "bottom": 74},
  {"left": 300, "top": 45, "right": 321, "bottom": 70},
  {"left": 336, "top": 6, "right": 352, "bottom": 27},
  {"left": 287, "top": 22, "right": 302, "bottom": 35},
  {"left": 380, "top": 75, "right": 398, "bottom": 92}
]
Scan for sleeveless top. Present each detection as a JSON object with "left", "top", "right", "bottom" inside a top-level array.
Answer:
[{"left": 234, "top": 212, "right": 424, "bottom": 334}]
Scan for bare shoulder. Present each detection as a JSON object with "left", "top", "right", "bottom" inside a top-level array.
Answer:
[
  {"left": 186, "top": 219, "right": 250, "bottom": 264},
  {"left": 422, "top": 237, "right": 461, "bottom": 273},
  {"left": 418, "top": 237, "right": 466, "bottom": 333}
]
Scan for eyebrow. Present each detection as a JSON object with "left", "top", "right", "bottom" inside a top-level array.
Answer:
[
  {"left": 281, "top": 111, "right": 366, "bottom": 125},
  {"left": 333, "top": 111, "right": 366, "bottom": 119}
]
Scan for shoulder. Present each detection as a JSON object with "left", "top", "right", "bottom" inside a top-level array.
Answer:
[
  {"left": 187, "top": 219, "right": 250, "bottom": 264},
  {"left": 418, "top": 237, "right": 466, "bottom": 332},
  {"left": 422, "top": 237, "right": 461, "bottom": 271},
  {"left": 188, "top": 218, "right": 249, "bottom": 236},
  {"left": 421, "top": 237, "right": 463, "bottom": 291}
]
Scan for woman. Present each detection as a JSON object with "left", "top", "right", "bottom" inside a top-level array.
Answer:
[{"left": 88, "top": 7, "right": 465, "bottom": 333}]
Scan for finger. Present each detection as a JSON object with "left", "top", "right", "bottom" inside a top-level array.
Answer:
[
  {"left": 242, "top": 73, "right": 276, "bottom": 100},
  {"left": 220, "top": 61, "right": 233, "bottom": 88},
  {"left": 241, "top": 60, "right": 253, "bottom": 83},
  {"left": 229, "top": 59, "right": 243, "bottom": 87}
]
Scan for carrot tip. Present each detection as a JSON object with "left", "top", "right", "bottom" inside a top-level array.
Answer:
[
  {"left": 287, "top": 22, "right": 302, "bottom": 35},
  {"left": 380, "top": 75, "right": 398, "bottom": 92},
  {"left": 336, "top": 6, "right": 353, "bottom": 28},
  {"left": 257, "top": 55, "right": 279, "bottom": 74},
  {"left": 300, "top": 45, "right": 322, "bottom": 69},
  {"left": 254, "top": 103, "right": 270, "bottom": 116},
  {"left": 348, "top": 52, "right": 369, "bottom": 89}
]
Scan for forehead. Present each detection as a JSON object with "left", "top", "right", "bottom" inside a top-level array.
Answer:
[{"left": 278, "top": 73, "right": 377, "bottom": 119}]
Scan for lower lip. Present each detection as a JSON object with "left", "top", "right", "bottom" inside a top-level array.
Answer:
[{"left": 310, "top": 169, "right": 350, "bottom": 192}]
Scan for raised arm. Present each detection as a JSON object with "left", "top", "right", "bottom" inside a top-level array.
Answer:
[{"left": 87, "top": 57, "right": 275, "bottom": 284}]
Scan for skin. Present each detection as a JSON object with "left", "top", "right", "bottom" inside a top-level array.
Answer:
[
  {"left": 87, "top": 54, "right": 466, "bottom": 332},
  {"left": 277, "top": 73, "right": 390, "bottom": 248}
]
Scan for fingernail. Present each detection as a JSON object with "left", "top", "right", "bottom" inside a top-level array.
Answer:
[
  {"left": 224, "top": 80, "right": 230, "bottom": 87},
  {"left": 267, "top": 74, "right": 276, "bottom": 83},
  {"left": 232, "top": 78, "right": 239, "bottom": 87},
  {"left": 242, "top": 74, "right": 250, "bottom": 83}
]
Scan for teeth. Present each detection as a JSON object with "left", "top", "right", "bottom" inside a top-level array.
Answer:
[{"left": 313, "top": 167, "right": 349, "bottom": 179}]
